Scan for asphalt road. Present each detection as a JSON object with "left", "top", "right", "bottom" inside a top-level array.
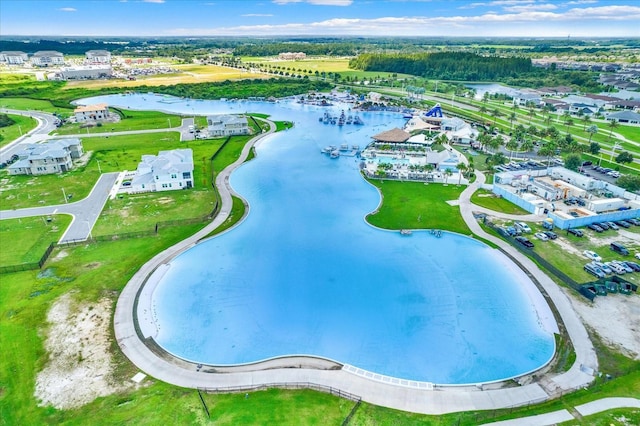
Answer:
[
  {"left": 0, "top": 108, "right": 60, "bottom": 163},
  {"left": 0, "top": 172, "right": 118, "bottom": 243}
]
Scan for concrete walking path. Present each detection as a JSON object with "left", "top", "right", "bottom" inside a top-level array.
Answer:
[
  {"left": 113, "top": 121, "right": 601, "bottom": 416},
  {"left": 484, "top": 397, "right": 640, "bottom": 425}
]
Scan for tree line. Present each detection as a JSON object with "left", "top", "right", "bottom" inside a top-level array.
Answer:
[{"left": 349, "top": 52, "right": 532, "bottom": 81}]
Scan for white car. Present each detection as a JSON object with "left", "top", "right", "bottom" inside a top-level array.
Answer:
[
  {"left": 593, "top": 262, "right": 613, "bottom": 275},
  {"left": 583, "top": 250, "right": 602, "bottom": 262},
  {"left": 612, "top": 260, "right": 633, "bottom": 273},
  {"left": 515, "top": 222, "right": 531, "bottom": 233},
  {"left": 605, "top": 261, "right": 627, "bottom": 274},
  {"left": 534, "top": 232, "right": 549, "bottom": 241},
  {"left": 636, "top": 253, "right": 640, "bottom": 260}
]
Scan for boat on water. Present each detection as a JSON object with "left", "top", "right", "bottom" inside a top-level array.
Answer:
[
  {"left": 400, "top": 229, "right": 412, "bottom": 235},
  {"left": 330, "top": 150, "right": 340, "bottom": 158},
  {"left": 339, "top": 144, "right": 350, "bottom": 151},
  {"left": 353, "top": 115, "right": 364, "bottom": 125}
]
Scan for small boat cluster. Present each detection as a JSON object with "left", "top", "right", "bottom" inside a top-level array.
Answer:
[
  {"left": 319, "top": 110, "right": 364, "bottom": 126},
  {"left": 321, "top": 144, "right": 361, "bottom": 159}
]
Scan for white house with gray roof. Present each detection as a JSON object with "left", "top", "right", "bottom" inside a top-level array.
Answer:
[
  {"left": 0, "top": 51, "right": 28, "bottom": 64},
  {"left": 206, "top": 114, "right": 250, "bottom": 137},
  {"left": 128, "top": 149, "right": 194, "bottom": 193},
  {"left": 85, "top": 50, "right": 111, "bottom": 64},
  {"left": 31, "top": 51, "right": 65, "bottom": 67},
  {"left": 7, "top": 138, "right": 83, "bottom": 176},
  {"left": 606, "top": 110, "right": 640, "bottom": 124}
]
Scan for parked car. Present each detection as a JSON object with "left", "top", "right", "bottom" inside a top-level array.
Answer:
[
  {"left": 587, "top": 224, "right": 604, "bottom": 233},
  {"left": 623, "top": 261, "right": 640, "bottom": 272},
  {"left": 593, "top": 262, "right": 613, "bottom": 275},
  {"left": 605, "top": 261, "right": 627, "bottom": 274},
  {"left": 543, "top": 231, "right": 558, "bottom": 240},
  {"left": 627, "top": 218, "right": 640, "bottom": 226},
  {"left": 596, "top": 222, "right": 610, "bottom": 230},
  {"left": 584, "top": 263, "right": 606, "bottom": 279},
  {"left": 582, "top": 161, "right": 592, "bottom": 166},
  {"left": 610, "top": 242, "right": 630, "bottom": 256},
  {"left": 505, "top": 226, "right": 520, "bottom": 236},
  {"left": 583, "top": 250, "right": 602, "bottom": 262},
  {"left": 612, "top": 261, "right": 633, "bottom": 274},
  {"left": 515, "top": 222, "right": 531, "bottom": 233},
  {"left": 515, "top": 236, "right": 534, "bottom": 248},
  {"left": 534, "top": 232, "right": 549, "bottom": 241},
  {"left": 567, "top": 228, "right": 583, "bottom": 237},
  {"left": 615, "top": 220, "right": 632, "bottom": 228},
  {"left": 605, "top": 221, "right": 619, "bottom": 230}
]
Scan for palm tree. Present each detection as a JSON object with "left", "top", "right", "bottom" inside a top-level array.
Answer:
[
  {"left": 537, "top": 141, "right": 557, "bottom": 169},
  {"left": 491, "top": 108, "right": 502, "bottom": 125},
  {"left": 456, "top": 162, "right": 467, "bottom": 184},
  {"left": 607, "top": 119, "right": 619, "bottom": 142},
  {"left": 582, "top": 115, "right": 591, "bottom": 130},
  {"left": 520, "top": 139, "right": 534, "bottom": 154},
  {"left": 487, "top": 135, "right": 503, "bottom": 154},
  {"left": 528, "top": 107, "right": 536, "bottom": 125},
  {"left": 586, "top": 124, "right": 598, "bottom": 144},
  {"left": 443, "top": 168, "right": 453, "bottom": 184},
  {"left": 506, "top": 140, "right": 519, "bottom": 160},
  {"left": 479, "top": 105, "right": 488, "bottom": 124},
  {"left": 509, "top": 112, "right": 517, "bottom": 129},
  {"left": 564, "top": 117, "right": 574, "bottom": 133}
]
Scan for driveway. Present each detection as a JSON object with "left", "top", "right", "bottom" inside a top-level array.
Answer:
[{"left": 0, "top": 172, "right": 118, "bottom": 243}]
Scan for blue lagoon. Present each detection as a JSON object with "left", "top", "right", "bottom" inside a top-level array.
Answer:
[{"left": 82, "top": 94, "right": 557, "bottom": 384}]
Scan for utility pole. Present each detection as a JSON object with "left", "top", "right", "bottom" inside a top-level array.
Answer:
[{"left": 61, "top": 187, "right": 68, "bottom": 203}]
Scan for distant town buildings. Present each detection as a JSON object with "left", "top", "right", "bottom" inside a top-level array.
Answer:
[
  {"left": 0, "top": 51, "right": 28, "bottom": 64},
  {"left": 30, "top": 51, "right": 64, "bottom": 67},
  {"left": 206, "top": 114, "right": 250, "bottom": 137},
  {"left": 7, "top": 138, "right": 83, "bottom": 176},
  {"left": 56, "top": 65, "right": 113, "bottom": 80},
  {"left": 278, "top": 52, "right": 306, "bottom": 60},
  {"left": 127, "top": 149, "right": 194, "bottom": 193},
  {"left": 74, "top": 103, "right": 110, "bottom": 122}
]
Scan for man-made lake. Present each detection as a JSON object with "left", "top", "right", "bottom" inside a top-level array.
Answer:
[{"left": 80, "top": 94, "right": 557, "bottom": 385}]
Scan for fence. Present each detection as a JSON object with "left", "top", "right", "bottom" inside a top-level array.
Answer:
[{"left": 199, "top": 382, "right": 361, "bottom": 402}]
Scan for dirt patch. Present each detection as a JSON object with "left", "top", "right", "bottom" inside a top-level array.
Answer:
[
  {"left": 52, "top": 250, "right": 69, "bottom": 260},
  {"left": 566, "top": 288, "right": 640, "bottom": 360},
  {"left": 84, "top": 262, "right": 102, "bottom": 270},
  {"left": 550, "top": 236, "right": 583, "bottom": 257},
  {"left": 156, "top": 197, "right": 174, "bottom": 205},
  {"left": 35, "top": 293, "right": 131, "bottom": 409}
]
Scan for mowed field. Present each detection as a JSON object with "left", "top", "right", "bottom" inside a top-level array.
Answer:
[{"left": 64, "top": 64, "right": 270, "bottom": 89}]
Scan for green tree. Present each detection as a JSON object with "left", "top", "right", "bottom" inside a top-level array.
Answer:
[
  {"left": 565, "top": 153, "right": 582, "bottom": 171},
  {"left": 582, "top": 115, "right": 591, "bottom": 130},
  {"left": 607, "top": 119, "right": 619, "bottom": 142},
  {"left": 586, "top": 125, "right": 598, "bottom": 144},
  {"left": 616, "top": 175, "right": 640, "bottom": 192},
  {"left": 616, "top": 151, "right": 634, "bottom": 164},
  {"left": 589, "top": 141, "right": 600, "bottom": 155}
]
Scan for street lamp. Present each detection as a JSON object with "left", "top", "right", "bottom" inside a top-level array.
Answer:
[
  {"left": 61, "top": 187, "right": 68, "bottom": 203},
  {"left": 609, "top": 141, "right": 621, "bottom": 163},
  {"left": 96, "top": 159, "right": 102, "bottom": 174}
]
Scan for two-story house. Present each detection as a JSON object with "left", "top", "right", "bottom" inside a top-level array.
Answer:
[
  {"left": 129, "top": 149, "right": 194, "bottom": 193},
  {"left": 0, "top": 51, "right": 28, "bottom": 64},
  {"left": 206, "top": 114, "right": 250, "bottom": 137},
  {"left": 74, "top": 103, "right": 110, "bottom": 122},
  {"left": 7, "top": 139, "right": 83, "bottom": 176},
  {"left": 85, "top": 50, "right": 111, "bottom": 64}
]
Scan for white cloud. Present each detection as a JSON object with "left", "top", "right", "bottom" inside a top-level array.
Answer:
[
  {"left": 273, "top": 0, "right": 353, "bottom": 5},
  {"left": 143, "top": 0, "right": 165, "bottom": 3},
  {"left": 58, "top": 7, "right": 77, "bottom": 12},
  {"left": 567, "top": 0, "right": 597, "bottom": 4},
  {"left": 242, "top": 13, "right": 275, "bottom": 16},
  {"left": 503, "top": 3, "right": 558, "bottom": 12}
]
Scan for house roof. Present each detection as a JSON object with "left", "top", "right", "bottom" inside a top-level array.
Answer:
[
  {"left": 372, "top": 128, "right": 411, "bottom": 143},
  {"left": 607, "top": 111, "right": 640, "bottom": 121},
  {"left": 136, "top": 148, "right": 194, "bottom": 176},
  {"left": 1, "top": 51, "right": 27, "bottom": 56},
  {"left": 74, "top": 103, "right": 109, "bottom": 113},
  {"left": 86, "top": 50, "right": 110, "bottom": 56},
  {"left": 33, "top": 51, "right": 63, "bottom": 57}
]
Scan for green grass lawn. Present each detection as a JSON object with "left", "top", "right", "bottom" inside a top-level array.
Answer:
[
  {"left": 0, "top": 167, "right": 101, "bottom": 209},
  {"left": 0, "top": 114, "right": 38, "bottom": 148},
  {"left": 366, "top": 179, "right": 470, "bottom": 235},
  {"left": 0, "top": 97, "right": 73, "bottom": 114},
  {"left": 54, "top": 109, "right": 185, "bottom": 135},
  {"left": 470, "top": 189, "right": 529, "bottom": 214},
  {"left": 0, "top": 215, "right": 72, "bottom": 266}
]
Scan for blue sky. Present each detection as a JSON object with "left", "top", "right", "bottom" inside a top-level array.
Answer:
[{"left": 1, "top": 0, "right": 639, "bottom": 37}]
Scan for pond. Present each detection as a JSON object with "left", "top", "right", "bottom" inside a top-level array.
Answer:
[{"left": 79, "top": 94, "right": 557, "bottom": 384}]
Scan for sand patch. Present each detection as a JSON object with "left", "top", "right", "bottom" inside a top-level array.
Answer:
[
  {"left": 566, "top": 289, "right": 640, "bottom": 360},
  {"left": 156, "top": 197, "right": 174, "bottom": 205},
  {"left": 52, "top": 250, "right": 69, "bottom": 260},
  {"left": 35, "top": 293, "right": 131, "bottom": 409}
]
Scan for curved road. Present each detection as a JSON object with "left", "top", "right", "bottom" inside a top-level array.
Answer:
[
  {"left": 114, "top": 119, "right": 601, "bottom": 415},
  {"left": 0, "top": 108, "right": 60, "bottom": 162}
]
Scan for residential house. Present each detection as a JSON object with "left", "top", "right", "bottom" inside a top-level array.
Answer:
[
  {"left": 206, "top": 114, "right": 250, "bottom": 137},
  {"left": 569, "top": 103, "right": 598, "bottom": 116},
  {"left": 85, "top": 50, "right": 111, "bottom": 64},
  {"left": 129, "top": 149, "right": 194, "bottom": 193},
  {"left": 7, "top": 138, "right": 83, "bottom": 176},
  {"left": 74, "top": 103, "right": 110, "bottom": 122},
  {"left": 0, "top": 51, "right": 28, "bottom": 64},
  {"left": 513, "top": 91, "right": 542, "bottom": 106},
  {"left": 30, "top": 51, "right": 65, "bottom": 67},
  {"left": 278, "top": 52, "right": 306, "bottom": 60},
  {"left": 606, "top": 110, "right": 640, "bottom": 124}
]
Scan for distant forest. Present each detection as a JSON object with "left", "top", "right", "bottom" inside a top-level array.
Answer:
[{"left": 349, "top": 52, "right": 532, "bottom": 81}]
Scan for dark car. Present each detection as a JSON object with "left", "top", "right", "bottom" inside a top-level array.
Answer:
[
  {"left": 582, "top": 161, "right": 593, "bottom": 166},
  {"left": 587, "top": 224, "right": 604, "bottom": 233},
  {"left": 567, "top": 228, "right": 584, "bottom": 237},
  {"left": 616, "top": 220, "right": 632, "bottom": 228},
  {"left": 624, "top": 261, "right": 640, "bottom": 272},
  {"left": 597, "top": 222, "right": 610, "bottom": 230},
  {"left": 515, "top": 236, "right": 534, "bottom": 248},
  {"left": 544, "top": 231, "right": 558, "bottom": 240},
  {"left": 627, "top": 218, "right": 640, "bottom": 226}
]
